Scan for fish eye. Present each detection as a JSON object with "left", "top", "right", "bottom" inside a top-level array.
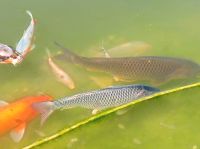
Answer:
[
  {"left": 15, "top": 119, "right": 22, "bottom": 123},
  {"left": 60, "top": 75, "right": 64, "bottom": 79}
]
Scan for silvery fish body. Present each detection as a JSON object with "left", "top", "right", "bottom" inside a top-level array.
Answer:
[
  {"left": 13, "top": 11, "right": 35, "bottom": 65},
  {"left": 55, "top": 43, "right": 200, "bottom": 83},
  {"left": 33, "top": 84, "right": 159, "bottom": 124},
  {"left": 16, "top": 11, "right": 35, "bottom": 56},
  {"left": 53, "top": 84, "right": 159, "bottom": 110}
]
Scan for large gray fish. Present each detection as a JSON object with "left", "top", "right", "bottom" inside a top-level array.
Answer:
[
  {"left": 55, "top": 43, "right": 200, "bottom": 84},
  {"left": 33, "top": 84, "right": 159, "bottom": 124}
]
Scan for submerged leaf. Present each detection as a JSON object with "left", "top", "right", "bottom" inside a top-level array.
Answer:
[{"left": 23, "top": 82, "right": 200, "bottom": 149}]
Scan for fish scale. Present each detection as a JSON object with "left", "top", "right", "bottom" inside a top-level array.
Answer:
[
  {"left": 33, "top": 84, "right": 160, "bottom": 125},
  {"left": 55, "top": 44, "right": 200, "bottom": 83},
  {"left": 53, "top": 84, "right": 159, "bottom": 110}
]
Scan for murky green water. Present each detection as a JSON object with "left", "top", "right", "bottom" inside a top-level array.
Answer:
[{"left": 0, "top": 0, "right": 200, "bottom": 148}]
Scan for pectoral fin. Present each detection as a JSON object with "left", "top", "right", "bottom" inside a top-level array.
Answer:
[
  {"left": 10, "top": 122, "right": 26, "bottom": 142},
  {"left": 101, "top": 40, "right": 110, "bottom": 58},
  {"left": 0, "top": 100, "right": 9, "bottom": 107},
  {"left": 92, "top": 109, "right": 99, "bottom": 115},
  {"left": 113, "top": 76, "right": 120, "bottom": 82}
]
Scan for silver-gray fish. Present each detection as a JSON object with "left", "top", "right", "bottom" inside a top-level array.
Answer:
[
  {"left": 33, "top": 84, "right": 160, "bottom": 124},
  {"left": 55, "top": 43, "right": 200, "bottom": 84}
]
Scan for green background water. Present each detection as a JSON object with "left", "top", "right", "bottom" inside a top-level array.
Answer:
[{"left": 0, "top": 0, "right": 200, "bottom": 148}]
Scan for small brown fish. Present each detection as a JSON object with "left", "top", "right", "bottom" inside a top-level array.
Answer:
[
  {"left": 54, "top": 43, "right": 200, "bottom": 84},
  {"left": 47, "top": 50, "right": 75, "bottom": 89}
]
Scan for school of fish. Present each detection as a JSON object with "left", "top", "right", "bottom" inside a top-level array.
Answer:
[{"left": 0, "top": 10, "right": 200, "bottom": 143}]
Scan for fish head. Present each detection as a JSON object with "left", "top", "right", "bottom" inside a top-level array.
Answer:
[
  {"left": 171, "top": 62, "right": 200, "bottom": 79},
  {"left": 184, "top": 64, "right": 200, "bottom": 77},
  {"left": 141, "top": 85, "right": 160, "bottom": 95}
]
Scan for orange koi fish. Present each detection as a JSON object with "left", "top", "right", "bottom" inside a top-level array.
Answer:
[{"left": 0, "top": 95, "right": 51, "bottom": 142}]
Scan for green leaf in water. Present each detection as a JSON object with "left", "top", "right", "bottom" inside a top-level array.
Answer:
[{"left": 23, "top": 82, "right": 200, "bottom": 149}]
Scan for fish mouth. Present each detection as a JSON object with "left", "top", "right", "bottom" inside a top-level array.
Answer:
[{"left": 142, "top": 85, "right": 160, "bottom": 93}]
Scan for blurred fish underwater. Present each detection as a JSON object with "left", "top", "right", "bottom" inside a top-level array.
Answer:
[
  {"left": 0, "top": 95, "right": 51, "bottom": 142},
  {"left": 0, "top": 10, "right": 35, "bottom": 65},
  {"left": 33, "top": 84, "right": 160, "bottom": 125},
  {"left": 0, "top": 0, "right": 200, "bottom": 148},
  {"left": 47, "top": 49, "right": 75, "bottom": 90},
  {"left": 55, "top": 43, "right": 200, "bottom": 85},
  {"left": 95, "top": 41, "right": 152, "bottom": 57}
]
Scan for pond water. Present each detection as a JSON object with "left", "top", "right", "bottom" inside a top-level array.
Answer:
[{"left": 0, "top": 0, "right": 200, "bottom": 148}]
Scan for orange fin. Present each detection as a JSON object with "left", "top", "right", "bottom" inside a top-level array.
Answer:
[
  {"left": 0, "top": 100, "right": 9, "bottom": 107},
  {"left": 10, "top": 122, "right": 26, "bottom": 142}
]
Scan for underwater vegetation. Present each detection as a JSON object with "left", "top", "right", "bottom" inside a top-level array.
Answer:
[
  {"left": 23, "top": 83, "right": 200, "bottom": 149},
  {"left": 0, "top": 0, "right": 200, "bottom": 148}
]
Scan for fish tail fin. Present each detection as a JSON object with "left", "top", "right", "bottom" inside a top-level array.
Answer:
[
  {"left": 32, "top": 101, "right": 56, "bottom": 126},
  {"left": 54, "top": 42, "right": 82, "bottom": 63},
  {"left": 26, "top": 10, "right": 36, "bottom": 24},
  {"left": 26, "top": 10, "right": 33, "bottom": 19}
]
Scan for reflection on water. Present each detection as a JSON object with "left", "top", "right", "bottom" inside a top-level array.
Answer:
[{"left": 0, "top": 0, "right": 200, "bottom": 148}]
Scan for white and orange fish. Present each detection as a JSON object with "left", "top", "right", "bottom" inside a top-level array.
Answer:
[
  {"left": 0, "top": 10, "right": 35, "bottom": 65},
  {"left": 0, "top": 95, "right": 52, "bottom": 142},
  {"left": 47, "top": 49, "right": 75, "bottom": 89}
]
